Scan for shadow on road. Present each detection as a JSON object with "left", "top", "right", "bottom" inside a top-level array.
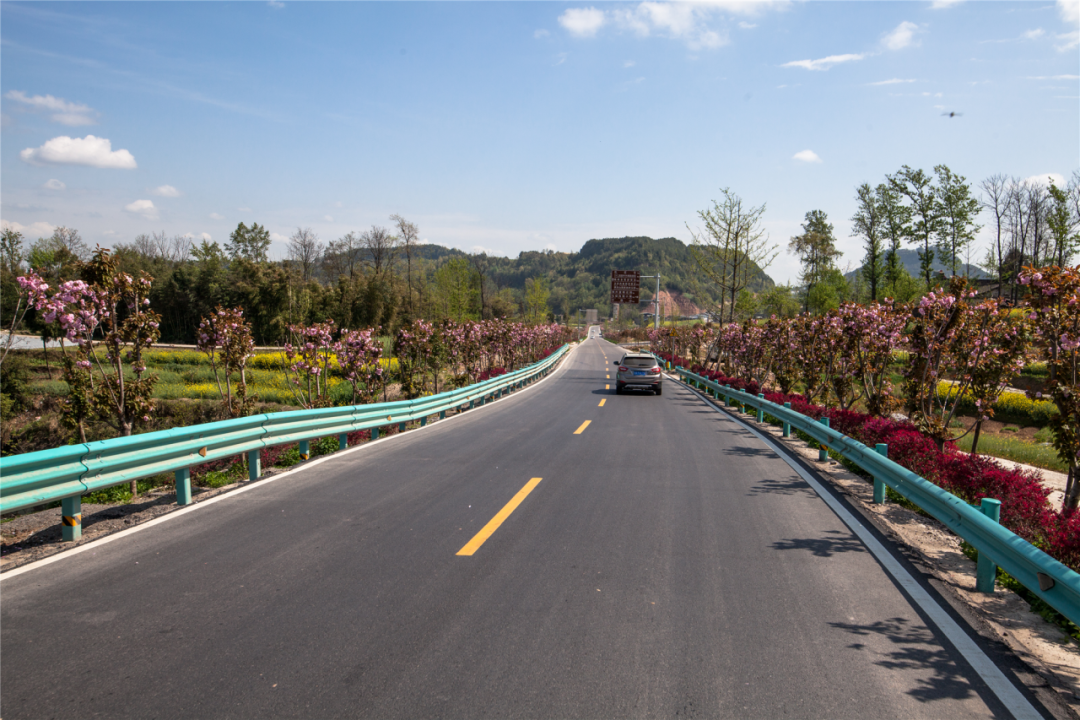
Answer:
[
  {"left": 722, "top": 445, "right": 773, "bottom": 458},
  {"left": 828, "top": 617, "right": 977, "bottom": 704},
  {"left": 771, "top": 530, "right": 867, "bottom": 557},
  {"left": 746, "top": 476, "right": 817, "bottom": 498}
]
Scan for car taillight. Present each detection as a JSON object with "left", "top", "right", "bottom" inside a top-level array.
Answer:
[
  {"left": 650, "top": 366, "right": 661, "bottom": 374},
  {"left": 619, "top": 366, "right": 628, "bottom": 372}
]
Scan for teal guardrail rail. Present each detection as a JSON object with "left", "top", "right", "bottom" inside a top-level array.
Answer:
[
  {"left": 673, "top": 365, "right": 1080, "bottom": 627},
  {"left": 0, "top": 345, "right": 570, "bottom": 540}
]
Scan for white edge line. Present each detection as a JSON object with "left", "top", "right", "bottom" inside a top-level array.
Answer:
[
  {"left": 671, "top": 376, "right": 1042, "bottom": 720},
  {"left": 0, "top": 345, "right": 579, "bottom": 582}
]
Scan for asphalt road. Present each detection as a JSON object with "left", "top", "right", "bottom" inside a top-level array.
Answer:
[{"left": 0, "top": 338, "right": 1057, "bottom": 719}]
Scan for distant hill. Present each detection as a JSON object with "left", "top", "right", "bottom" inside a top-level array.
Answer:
[
  {"left": 474, "top": 236, "right": 775, "bottom": 318},
  {"left": 844, "top": 248, "right": 989, "bottom": 284}
]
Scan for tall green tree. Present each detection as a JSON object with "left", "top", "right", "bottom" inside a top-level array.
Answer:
[
  {"left": 851, "top": 183, "right": 885, "bottom": 301},
  {"left": 888, "top": 166, "right": 942, "bottom": 290},
  {"left": 1047, "top": 179, "right": 1080, "bottom": 267},
  {"left": 933, "top": 164, "right": 981, "bottom": 277},
  {"left": 788, "top": 210, "right": 841, "bottom": 313},
  {"left": 524, "top": 276, "right": 551, "bottom": 323},
  {"left": 432, "top": 256, "right": 480, "bottom": 322},
  {"left": 226, "top": 222, "right": 271, "bottom": 263},
  {"left": 876, "top": 183, "right": 910, "bottom": 299}
]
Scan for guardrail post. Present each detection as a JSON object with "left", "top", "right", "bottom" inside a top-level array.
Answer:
[
  {"left": 818, "top": 417, "right": 830, "bottom": 462},
  {"left": 371, "top": 427, "right": 379, "bottom": 441},
  {"left": 469, "top": 399, "right": 475, "bottom": 410},
  {"left": 757, "top": 394, "right": 765, "bottom": 423},
  {"left": 421, "top": 415, "right": 427, "bottom": 427},
  {"left": 248, "top": 449, "right": 261, "bottom": 481},
  {"left": 724, "top": 385, "right": 732, "bottom": 407},
  {"left": 339, "top": 433, "right": 349, "bottom": 450},
  {"left": 298, "top": 439, "right": 310, "bottom": 460},
  {"left": 873, "top": 444, "right": 888, "bottom": 504},
  {"left": 398, "top": 422, "right": 406, "bottom": 433},
  {"left": 61, "top": 495, "right": 82, "bottom": 541},
  {"left": 976, "top": 498, "right": 1002, "bottom": 593},
  {"left": 782, "top": 403, "right": 791, "bottom": 437},
  {"left": 440, "top": 410, "right": 446, "bottom": 420},
  {"left": 175, "top": 468, "right": 192, "bottom": 506}
]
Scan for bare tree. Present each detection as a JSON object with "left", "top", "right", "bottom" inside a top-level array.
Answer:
[
  {"left": 391, "top": 214, "right": 419, "bottom": 313},
  {"left": 51, "top": 226, "right": 89, "bottom": 260},
  {"left": 687, "top": 188, "right": 776, "bottom": 323},
  {"left": 979, "top": 174, "right": 1009, "bottom": 297},
  {"left": 361, "top": 225, "right": 399, "bottom": 278},
  {"left": 470, "top": 252, "right": 490, "bottom": 319},
  {"left": 324, "top": 231, "right": 365, "bottom": 281},
  {"left": 287, "top": 227, "right": 322, "bottom": 281}
]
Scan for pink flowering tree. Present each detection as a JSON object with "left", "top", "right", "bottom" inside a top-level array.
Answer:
[
  {"left": 759, "top": 316, "right": 800, "bottom": 394},
  {"left": 394, "top": 319, "right": 440, "bottom": 398},
  {"left": 19, "top": 249, "right": 160, "bottom": 494},
  {"left": 848, "top": 302, "right": 907, "bottom": 417},
  {"left": 335, "top": 327, "right": 385, "bottom": 404},
  {"left": 197, "top": 306, "right": 256, "bottom": 417},
  {"left": 902, "top": 277, "right": 1026, "bottom": 450},
  {"left": 283, "top": 320, "right": 336, "bottom": 408},
  {"left": 1021, "top": 265, "right": 1080, "bottom": 510}
]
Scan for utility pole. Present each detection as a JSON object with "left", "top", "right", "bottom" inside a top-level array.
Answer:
[{"left": 640, "top": 273, "right": 661, "bottom": 329}]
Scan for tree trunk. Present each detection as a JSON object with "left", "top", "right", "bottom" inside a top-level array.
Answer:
[
  {"left": 1065, "top": 465, "right": 1079, "bottom": 513},
  {"left": 970, "top": 420, "right": 983, "bottom": 456}
]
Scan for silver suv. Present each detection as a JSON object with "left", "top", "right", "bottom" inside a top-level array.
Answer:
[{"left": 613, "top": 353, "right": 663, "bottom": 395}]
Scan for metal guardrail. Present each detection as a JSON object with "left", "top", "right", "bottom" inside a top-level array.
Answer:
[
  {"left": 0, "top": 345, "right": 570, "bottom": 540},
  {"left": 673, "top": 365, "right": 1080, "bottom": 627}
]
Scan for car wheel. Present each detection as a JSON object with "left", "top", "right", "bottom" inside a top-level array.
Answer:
[
  {"left": 654, "top": 386, "right": 662, "bottom": 396},
  {"left": 616, "top": 384, "right": 624, "bottom": 395}
]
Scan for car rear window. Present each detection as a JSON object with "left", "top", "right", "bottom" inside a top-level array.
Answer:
[{"left": 624, "top": 357, "right": 657, "bottom": 368}]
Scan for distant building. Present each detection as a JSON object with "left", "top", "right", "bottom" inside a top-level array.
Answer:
[{"left": 585, "top": 309, "right": 599, "bottom": 326}]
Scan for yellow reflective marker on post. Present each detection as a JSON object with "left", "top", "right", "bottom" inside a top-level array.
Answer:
[
  {"left": 598, "top": 399, "right": 606, "bottom": 407},
  {"left": 457, "top": 478, "right": 543, "bottom": 556},
  {"left": 574, "top": 420, "right": 591, "bottom": 434}
]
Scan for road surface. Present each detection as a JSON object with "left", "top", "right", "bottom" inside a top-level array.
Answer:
[{"left": 0, "top": 338, "right": 1057, "bottom": 718}]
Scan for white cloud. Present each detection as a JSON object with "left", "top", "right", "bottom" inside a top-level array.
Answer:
[
  {"left": 782, "top": 53, "right": 865, "bottom": 71},
  {"left": 471, "top": 245, "right": 498, "bottom": 255},
  {"left": 268, "top": 1, "right": 284, "bottom": 7},
  {"left": 556, "top": 1, "right": 786, "bottom": 50},
  {"left": 20, "top": 135, "right": 136, "bottom": 169},
  {"left": 198, "top": 232, "right": 212, "bottom": 242},
  {"left": 882, "top": 21, "right": 919, "bottom": 50},
  {"left": 1060, "top": 0, "right": 1079, "bottom": 24},
  {"left": 559, "top": 7, "right": 606, "bottom": 37},
  {"left": 151, "top": 185, "right": 181, "bottom": 197},
  {"left": 1057, "top": 29, "right": 1079, "bottom": 50},
  {"left": 792, "top": 149, "right": 822, "bottom": 163},
  {"left": 1025, "top": 173, "right": 1067, "bottom": 188},
  {"left": 237, "top": 206, "right": 252, "bottom": 213},
  {"left": 4, "top": 90, "right": 96, "bottom": 125},
  {"left": 1, "top": 219, "right": 55, "bottom": 237},
  {"left": 1022, "top": 28, "right": 1046, "bottom": 40},
  {"left": 209, "top": 212, "right": 225, "bottom": 220},
  {"left": 624, "top": 59, "right": 636, "bottom": 68},
  {"left": 544, "top": 243, "right": 558, "bottom": 252},
  {"left": 534, "top": 28, "right": 550, "bottom": 39},
  {"left": 270, "top": 232, "right": 289, "bottom": 243},
  {"left": 1027, "top": 74, "right": 1080, "bottom": 79},
  {"left": 869, "top": 78, "right": 916, "bottom": 85},
  {"left": 554, "top": 52, "right": 568, "bottom": 66},
  {"left": 931, "top": 0, "right": 964, "bottom": 8},
  {"left": 43, "top": 179, "right": 65, "bottom": 190},
  {"left": 324, "top": 215, "right": 334, "bottom": 222},
  {"left": 124, "top": 199, "right": 159, "bottom": 220}
]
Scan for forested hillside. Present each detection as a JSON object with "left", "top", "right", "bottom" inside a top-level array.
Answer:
[{"left": 1, "top": 227, "right": 774, "bottom": 345}]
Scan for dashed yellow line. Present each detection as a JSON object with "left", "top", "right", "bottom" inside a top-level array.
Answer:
[
  {"left": 457, "top": 478, "right": 543, "bottom": 556},
  {"left": 598, "top": 399, "right": 606, "bottom": 407},
  {"left": 574, "top": 420, "right": 591, "bottom": 435},
  {"left": 605, "top": 384, "right": 610, "bottom": 390}
]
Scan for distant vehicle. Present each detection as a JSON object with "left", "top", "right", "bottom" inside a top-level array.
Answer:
[{"left": 613, "top": 353, "right": 662, "bottom": 395}]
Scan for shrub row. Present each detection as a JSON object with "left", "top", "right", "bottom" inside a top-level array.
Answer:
[{"left": 657, "top": 352, "right": 1080, "bottom": 572}]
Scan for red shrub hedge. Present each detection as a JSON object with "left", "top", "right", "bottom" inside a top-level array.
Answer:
[{"left": 658, "top": 352, "right": 1078, "bottom": 571}]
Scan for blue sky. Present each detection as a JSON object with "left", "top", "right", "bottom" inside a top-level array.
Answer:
[{"left": 2, "top": 0, "right": 1077, "bottom": 284}]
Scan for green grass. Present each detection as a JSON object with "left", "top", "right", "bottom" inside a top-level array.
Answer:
[{"left": 952, "top": 432, "right": 1066, "bottom": 473}]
